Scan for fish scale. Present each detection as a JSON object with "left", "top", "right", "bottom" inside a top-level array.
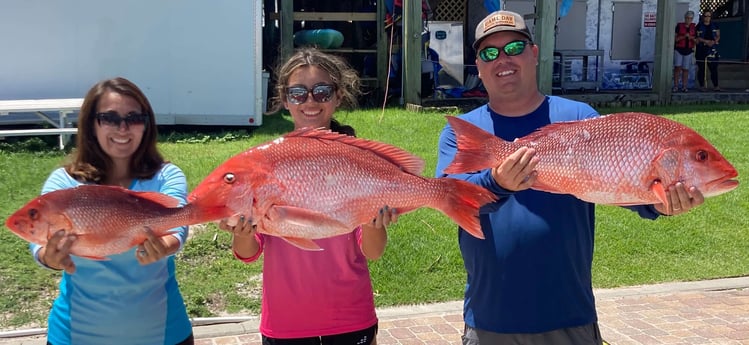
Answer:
[{"left": 444, "top": 112, "right": 738, "bottom": 207}]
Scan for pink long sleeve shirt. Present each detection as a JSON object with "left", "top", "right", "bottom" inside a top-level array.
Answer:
[{"left": 237, "top": 227, "right": 377, "bottom": 338}]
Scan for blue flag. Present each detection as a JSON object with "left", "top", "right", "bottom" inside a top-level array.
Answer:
[
  {"left": 559, "top": 0, "right": 573, "bottom": 17},
  {"left": 484, "top": 0, "right": 500, "bottom": 12}
]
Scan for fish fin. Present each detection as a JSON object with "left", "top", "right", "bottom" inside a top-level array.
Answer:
[
  {"left": 286, "top": 127, "right": 425, "bottom": 175},
  {"left": 91, "top": 185, "right": 182, "bottom": 207},
  {"left": 129, "top": 191, "right": 182, "bottom": 208},
  {"left": 650, "top": 180, "right": 670, "bottom": 207},
  {"left": 269, "top": 205, "right": 351, "bottom": 233},
  {"left": 432, "top": 178, "right": 498, "bottom": 239},
  {"left": 652, "top": 148, "right": 682, "bottom": 181},
  {"left": 77, "top": 254, "right": 110, "bottom": 261},
  {"left": 443, "top": 116, "right": 504, "bottom": 174},
  {"left": 280, "top": 237, "right": 323, "bottom": 251}
]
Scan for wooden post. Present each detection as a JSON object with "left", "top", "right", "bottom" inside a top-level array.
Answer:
[
  {"left": 279, "top": 1, "right": 293, "bottom": 63},
  {"left": 534, "top": 1, "right": 556, "bottom": 95},
  {"left": 402, "top": 0, "right": 422, "bottom": 106},
  {"left": 653, "top": 0, "right": 676, "bottom": 103}
]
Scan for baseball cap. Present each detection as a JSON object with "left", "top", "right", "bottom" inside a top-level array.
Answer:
[
  {"left": 473, "top": 10, "right": 533, "bottom": 50},
  {"left": 685, "top": 10, "right": 694, "bottom": 18}
]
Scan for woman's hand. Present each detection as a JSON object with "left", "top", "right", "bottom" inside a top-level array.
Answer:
[
  {"left": 136, "top": 228, "right": 176, "bottom": 265},
  {"left": 39, "top": 230, "right": 77, "bottom": 274},
  {"left": 361, "top": 206, "right": 398, "bottom": 260},
  {"left": 218, "top": 215, "right": 256, "bottom": 238},
  {"left": 219, "top": 215, "right": 260, "bottom": 260}
]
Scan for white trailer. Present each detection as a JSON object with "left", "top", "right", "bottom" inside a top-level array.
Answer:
[{"left": 0, "top": 0, "right": 266, "bottom": 126}]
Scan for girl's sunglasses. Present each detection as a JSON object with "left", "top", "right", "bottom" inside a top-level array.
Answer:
[
  {"left": 478, "top": 40, "right": 531, "bottom": 62},
  {"left": 96, "top": 112, "right": 148, "bottom": 129},
  {"left": 286, "top": 84, "right": 335, "bottom": 105}
]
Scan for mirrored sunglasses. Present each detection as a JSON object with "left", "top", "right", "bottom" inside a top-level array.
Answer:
[
  {"left": 96, "top": 111, "right": 148, "bottom": 128},
  {"left": 478, "top": 40, "right": 531, "bottom": 62},
  {"left": 286, "top": 84, "right": 335, "bottom": 105}
]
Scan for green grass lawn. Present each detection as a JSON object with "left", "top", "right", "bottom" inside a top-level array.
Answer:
[{"left": 0, "top": 104, "right": 747, "bottom": 330}]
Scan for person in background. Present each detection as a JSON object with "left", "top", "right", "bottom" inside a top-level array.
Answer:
[
  {"left": 673, "top": 10, "right": 697, "bottom": 92},
  {"left": 32, "top": 77, "right": 194, "bottom": 345},
  {"left": 219, "top": 47, "right": 397, "bottom": 345},
  {"left": 435, "top": 10, "right": 706, "bottom": 345},
  {"left": 695, "top": 10, "right": 721, "bottom": 91}
]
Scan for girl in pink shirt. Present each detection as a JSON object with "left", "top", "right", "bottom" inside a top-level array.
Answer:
[{"left": 219, "top": 48, "right": 397, "bottom": 345}]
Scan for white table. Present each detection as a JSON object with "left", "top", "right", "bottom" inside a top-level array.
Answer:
[{"left": 0, "top": 98, "right": 83, "bottom": 149}]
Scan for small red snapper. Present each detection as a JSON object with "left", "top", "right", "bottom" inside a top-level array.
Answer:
[
  {"left": 444, "top": 112, "right": 738, "bottom": 207},
  {"left": 5, "top": 185, "right": 224, "bottom": 260},
  {"left": 188, "top": 127, "right": 497, "bottom": 250}
]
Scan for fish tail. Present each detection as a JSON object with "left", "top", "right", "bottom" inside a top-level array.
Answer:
[
  {"left": 181, "top": 201, "right": 233, "bottom": 225},
  {"left": 443, "top": 116, "right": 504, "bottom": 174},
  {"left": 434, "top": 178, "right": 498, "bottom": 239}
]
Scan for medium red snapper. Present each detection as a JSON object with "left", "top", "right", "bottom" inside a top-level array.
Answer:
[
  {"left": 444, "top": 112, "right": 738, "bottom": 207},
  {"left": 188, "top": 127, "right": 497, "bottom": 250},
  {"left": 5, "top": 185, "right": 224, "bottom": 260}
]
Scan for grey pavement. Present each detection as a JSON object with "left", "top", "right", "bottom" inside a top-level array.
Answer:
[{"left": 1, "top": 277, "right": 747, "bottom": 345}]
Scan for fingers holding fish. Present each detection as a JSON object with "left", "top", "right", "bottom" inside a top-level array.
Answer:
[
  {"left": 492, "top": 147, "right": 539, "bottom": 191},
  {"left": 670, "top": 183, "right": 705, "bottom": 214},
  {"left": 136, "top": 228, "right": 168, "bottom": 265},
  {"left": 371, "top": 206, "right": 398, "bottom": 230},
  {"left": 656, "top": 182, "right": 706, "bottom": 215},
  {"left": 219, "top": 214, "right": 256, "bottom": 238},
  {"left": 41, "top": 230, "right": 77, "bottom": 274}
]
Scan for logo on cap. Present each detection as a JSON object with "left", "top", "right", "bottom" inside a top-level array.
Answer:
[{"left": 483, "top": 13, "right": 517, "bottom": 33}]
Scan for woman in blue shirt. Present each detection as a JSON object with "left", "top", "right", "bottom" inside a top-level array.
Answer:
[{"left": 31, "top": 77, "right": 194, "bottom": 345}]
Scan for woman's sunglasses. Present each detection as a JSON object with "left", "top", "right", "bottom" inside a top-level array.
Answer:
[
  {"left": 478, "top": 40, "right": 531, "bottom": 62},
  {"left": 286, "top": 84, "right": 335, "bottom": 105},
  {"left": 96, "top": 111, "right": 148, "bottom": 129}
]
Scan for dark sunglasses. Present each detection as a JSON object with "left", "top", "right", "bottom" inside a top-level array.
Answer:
[
  {"left": 478, "top": 40, "right": 531, "bottom": 62},
  {"left": 286, "top": 84, "right": 336, "bottom": 105},
  {"left": 96, "top": 111, "right": 148, "bottom": 128}
]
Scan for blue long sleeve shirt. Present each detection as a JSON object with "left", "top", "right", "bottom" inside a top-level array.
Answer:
[
  {"left": 30, "top": 163, "right": 192, "bottom": 345},
  {"left": 435, "top": 96, "right": 660, "bottom": 333}
]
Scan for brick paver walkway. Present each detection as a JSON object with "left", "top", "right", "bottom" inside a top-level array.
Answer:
[
  {"left": 2, "top": 278, "right": 747, "bottom": 345},
  {"left": 190, "top": 279, "right": 749, "bottom": 345}
]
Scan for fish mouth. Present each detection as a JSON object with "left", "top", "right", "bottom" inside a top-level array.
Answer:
[{"left": 703, "top": 178, "right": 740, "bottom": 198}]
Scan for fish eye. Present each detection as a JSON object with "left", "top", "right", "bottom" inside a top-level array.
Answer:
[
  {"left": 223, "top": 173, "right": 236, "bottom": 184},
  {"left": 28, "top": 208, "right": 39, "bottom": 220},
  {"left": 695, "top": 150, "right": 708, "bottom": 162}
]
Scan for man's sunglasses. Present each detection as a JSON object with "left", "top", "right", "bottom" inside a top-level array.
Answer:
[
  {"left": 286, "top": 84, "right": 336, "bottom": 105},
  {"left": 96, "top": 112, "right": 148, "bottom": 129},
  {"left": 478, "top": 40, "right": 532, "bottom": 62}
]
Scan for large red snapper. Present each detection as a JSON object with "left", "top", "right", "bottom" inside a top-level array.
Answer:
[
  {"left": 5, "top": 185, "right": 224, "bottom": 260},
  {"left": 443, "top": 112, "right": 738, "bottom": 207},
  {"left": 188, "top": 127, "right": 497, "bottom": 250}
]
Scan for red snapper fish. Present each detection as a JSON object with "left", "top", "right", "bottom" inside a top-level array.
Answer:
[
  {"left": 188, "top": 127, "right": 497, "bottom": 250},
  {"left": 444, "top": 112, "right": 738, "bottom": 207},
  {"left": 5, "top": 185, "right": 224, "bottom": 260}
]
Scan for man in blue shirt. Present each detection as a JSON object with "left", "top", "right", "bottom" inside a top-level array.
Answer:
[{"left": 435, "top": 10, "right": 706, "bottom": 345}]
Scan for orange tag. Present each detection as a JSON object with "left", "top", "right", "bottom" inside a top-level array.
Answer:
[{"left": 483, "top": 14, "right": 517, "bottom": 32}]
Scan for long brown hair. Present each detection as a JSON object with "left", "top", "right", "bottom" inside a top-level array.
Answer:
[{"left": 65, "top": 77, "right": 164, "bottom": 183}]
